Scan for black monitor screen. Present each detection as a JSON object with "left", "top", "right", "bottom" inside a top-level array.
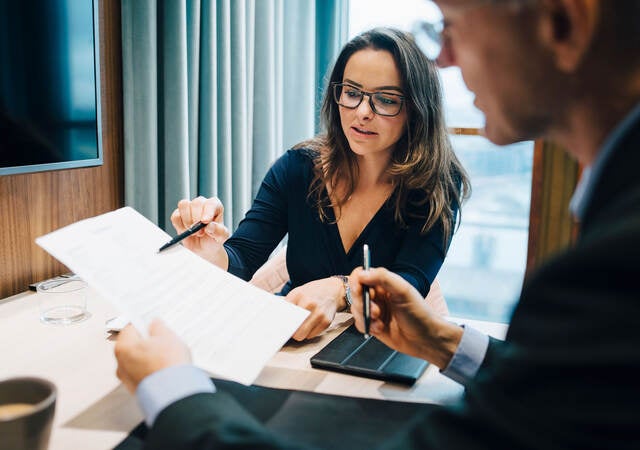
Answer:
[{"left": 0, "top": 0, "right": 102, "bottom": 175}]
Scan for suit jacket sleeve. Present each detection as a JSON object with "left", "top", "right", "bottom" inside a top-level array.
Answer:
[
  {"left": 381, "top": 207, "right": 640, "bottom": 449},
  {"left": 145, "top": 392, "right": 307, "bottom": 450}
]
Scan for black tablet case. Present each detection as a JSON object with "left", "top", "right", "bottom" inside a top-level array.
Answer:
[{"left": 310, "top": 324, "right": 428, "bottom": 385}]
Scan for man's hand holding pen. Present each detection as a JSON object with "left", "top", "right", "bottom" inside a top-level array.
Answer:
[{"left": 348, "top": 266, "right": 464, "bottom": 370}]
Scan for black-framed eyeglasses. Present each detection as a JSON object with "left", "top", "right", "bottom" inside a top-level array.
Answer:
[{"left": 332, "top": 82, "right": 405, "bottom": 117}]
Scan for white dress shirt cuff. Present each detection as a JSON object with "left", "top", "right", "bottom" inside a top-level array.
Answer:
[
  {"left": 441, "top": 325, "right": 489, "bottom": 386},
  {"left": 136, "top": 364, "right": 216, "bottom": 427}
]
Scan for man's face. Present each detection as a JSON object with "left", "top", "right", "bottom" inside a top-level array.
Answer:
[{"left": 433, "top": 0, "right": 561, "bottom": 145}]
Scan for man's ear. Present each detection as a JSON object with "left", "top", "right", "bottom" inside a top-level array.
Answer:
[{"left": 538, "top": 0, "right": 600, "bottom": 72}]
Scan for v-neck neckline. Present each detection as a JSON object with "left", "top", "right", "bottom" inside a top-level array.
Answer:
[{"left": 324, "top": 189, "right": 394, "bottom": 258}]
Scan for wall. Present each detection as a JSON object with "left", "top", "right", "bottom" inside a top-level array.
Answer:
[{"left": 0, "top": 0, "right": 123, "bottom": 298}]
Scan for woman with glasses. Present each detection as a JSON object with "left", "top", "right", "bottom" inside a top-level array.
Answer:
[{"left": 172, "top": 27, "right": 469, "bottom": 340}]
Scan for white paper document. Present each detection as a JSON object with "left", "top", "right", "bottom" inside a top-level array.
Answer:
[{"left": 36, "top": 207, "right": 309, "bottom": 385}]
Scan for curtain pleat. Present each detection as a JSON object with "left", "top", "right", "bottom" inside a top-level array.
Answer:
[
  {"left": 252, "top": 0, "right": 277, "bottom": 198},
  {"left": 160, "top": 0, "right": 190, "bottom": 228},
  {"left": 281, "top": 0, "right": 315, "bottom": 151},
  {"left": 198, "top": 0, "right": 218, "bottom": 203},
  {"left": 122, "top": 0, "right": 348, "bottom": 232},
  {"left": 215, "top": 0, "right": 233, "bottom": 225},
  {"left": 229, "top": 0, "right": 249, "bottom": 226},
  {"left": 122, "top": 0, "right": 159, "bottom": 223},
  {"left": 187, "top": 1, "right": 201, "bottom": 197},
  {"left": 315, "top": 0, "right": 349, "bottom": 132}
]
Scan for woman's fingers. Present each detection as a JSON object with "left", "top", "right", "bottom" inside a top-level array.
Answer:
[
  {"left": 177, "top": 198, "right": 195, "bottom": 229},
  {"left": 204, "top": 222, "right": 230, "bottom": 243},
  {"left": 171, "top": 204, "right": 188, "bottom": 233},
  {"left": 291, "top": 317, "right": 315, "bottom": 341},
  {"left": 188, "top": 197, "right": 208, "bottom": 236},
  {"left": 291, "top": 313, "right": 331, "bottom": 341},
  {"left": 202, "top": 197, "right": 224, "bottom": 223},
  {"left": 173, "top": 197, "right": 226, "bottom": 237},
  {"left": 284, "top": 288, "right": 335, "bottom": 341}
]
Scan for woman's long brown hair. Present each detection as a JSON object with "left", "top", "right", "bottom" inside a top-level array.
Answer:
[{"left": 296, "top": 27, "right": 470, "bottom": 250}]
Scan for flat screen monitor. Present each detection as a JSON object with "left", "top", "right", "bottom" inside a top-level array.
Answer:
[{"left": 0, "top": 0, "right": 102, "bottom": 176}]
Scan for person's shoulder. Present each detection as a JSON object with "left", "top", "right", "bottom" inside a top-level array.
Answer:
[
  {"left": 276, "top": 139, "right": 323, "bottom": 171},
  {"left": 270, "top": 148, "right": 316, "bottom": 177},
  {"left": 283, "top": 147, "right": 318, "bottom": 164},
  {"left": 265, "top": 137, "right": 326, "bottom": 188},
  {"left": 265, "top": 146, "right": 319, "bottom": 193},
  {"left": 291, "top": 137, "right": 324, "bottom": 161}
]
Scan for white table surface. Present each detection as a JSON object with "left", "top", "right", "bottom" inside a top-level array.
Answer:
[{"left": 0, "top": 288, "right": 508, "bottom": 450}]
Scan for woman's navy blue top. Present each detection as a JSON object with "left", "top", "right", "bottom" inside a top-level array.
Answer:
[{"left": 224, "top": 149, "right": 455, "bottom": 297}]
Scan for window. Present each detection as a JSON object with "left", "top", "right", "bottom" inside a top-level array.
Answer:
[{"left": 349, "top": 0, "right": 534, "bottom": 322}]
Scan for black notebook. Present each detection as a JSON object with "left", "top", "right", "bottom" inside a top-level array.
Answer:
[{"left": 310, "top": 324, "right": 429, "bottom": 385}]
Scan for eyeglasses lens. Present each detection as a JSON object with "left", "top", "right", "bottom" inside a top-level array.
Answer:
[
  {"left": 333, "top": 84, "right": 402, "bottom": 117},
  {"left": 410, "top": 1, "right": 444, "bottom": 60}
]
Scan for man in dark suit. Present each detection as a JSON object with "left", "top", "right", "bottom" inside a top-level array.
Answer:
[{"left": 114, "top": 0, "right": 640, "bottom": 448}]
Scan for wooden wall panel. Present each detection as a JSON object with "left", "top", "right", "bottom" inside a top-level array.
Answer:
[
  {"left": 0, "top": 0, "right": 123, "bottom": 298},
  {"left": 526, "top": 140, "right": 580, "bottom": 274}
]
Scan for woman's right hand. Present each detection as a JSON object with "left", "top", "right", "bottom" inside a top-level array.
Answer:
[{"left": 170, "top": 196, "right": 230, "bottom": 269}]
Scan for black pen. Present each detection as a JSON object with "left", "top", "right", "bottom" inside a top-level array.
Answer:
[
  {"left": 363, "top": 244, "right": 371, "bottom": 339},
  {"left": 158, "top": 221, "right": 207, "bottom": 253}
]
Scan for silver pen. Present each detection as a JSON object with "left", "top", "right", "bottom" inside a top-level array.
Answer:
[{"left": 363, "top": 244, "right": 371, "bottom": 339}]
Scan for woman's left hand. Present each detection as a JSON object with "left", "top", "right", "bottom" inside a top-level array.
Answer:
[{"left": 285, "top": 277, "right": 345, "bottom": 341}]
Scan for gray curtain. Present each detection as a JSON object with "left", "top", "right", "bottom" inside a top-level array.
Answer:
[{"left": 121, "top": 0, "right": 348, "bottom": 231}]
